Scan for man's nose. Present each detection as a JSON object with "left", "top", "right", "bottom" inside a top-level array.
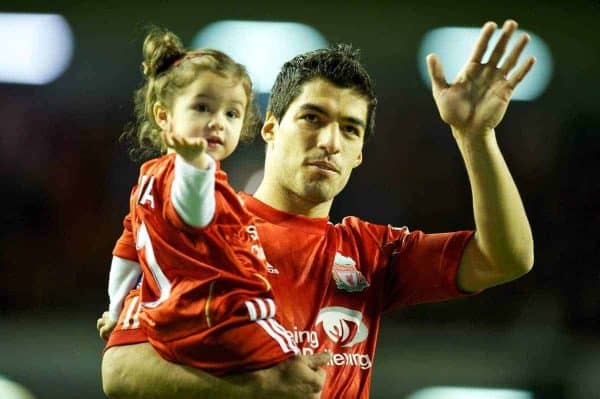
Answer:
[{"left": 317, "top": 124, "right": 342, "bottom": 154}]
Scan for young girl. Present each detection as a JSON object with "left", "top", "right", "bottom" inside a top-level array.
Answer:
[{"left": 101, "top": 27, "right": 298, "bottom": 375}]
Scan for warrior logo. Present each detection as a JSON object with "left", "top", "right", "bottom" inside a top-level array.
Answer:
[
  {"left": 315, "top": 306, "right": 368, "bottom": 348},
  {"left": 332, "top": 252, "right": 369, "bottom": 292}
]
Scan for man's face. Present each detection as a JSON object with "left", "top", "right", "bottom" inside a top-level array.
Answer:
[{"left": 263, "top": 78, "right": 367, "bottom": 207}]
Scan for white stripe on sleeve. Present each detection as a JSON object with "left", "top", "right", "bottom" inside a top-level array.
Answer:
[
  {"left": 254, "top": 298, "right": 268, "bottom": 319},
  {"left": 257, "top": 319, "right": 293, "bottom": 354},
  {"left": 245, "top": 300, "right": 258, "bottom": 321},
  {"left": 265, "top": 298, "right": 276, "bottom": 318},
  {"left": 267, "top": 318, "right": 300, "bottom": 354}
]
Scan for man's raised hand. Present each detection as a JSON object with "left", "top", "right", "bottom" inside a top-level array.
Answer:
[{"left": 427, "top": 19, "right": 536, "bottom": 138}]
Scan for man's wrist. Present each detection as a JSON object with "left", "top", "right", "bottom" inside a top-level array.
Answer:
[
  {"left": 452, "top": 127, "right": 497, "bottom": 148},
  {"left": 221, "top": 372, "right": 264, "bottom": 399}
]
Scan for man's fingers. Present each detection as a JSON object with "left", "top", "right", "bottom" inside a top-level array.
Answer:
[
  {"left": 508, "top": 56, "right": 536, "bottom": 88},
  {"left": 305, "top": 352, "right": 332, "bottom": 370},
  {"left": 426, "top": 54, "right": 448, "bottom": 93},
  {"left": 488, "top": 19, "right": 518, "bottom": 66},
  {"left": 314, "top": 366, "right": 327, "bottom": 387},
  {"left": 499, "top": 33, "right": 529, "bottom": 74},
  {"left": 469, "top": 21, "right": 497, "bottom": 63}
]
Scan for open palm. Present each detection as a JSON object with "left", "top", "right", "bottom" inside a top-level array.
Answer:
[
  {"left": 427, "top": 20, "right": 536, "bottom": 136},
  {"left": 162, "top": 122, "right": 208, "bottom": 166}
]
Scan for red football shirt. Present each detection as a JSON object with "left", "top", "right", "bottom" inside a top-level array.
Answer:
[
  {"left": 109, "top": 190, "right": 474, "bottom": 397},
  {"left": 120, "top": 154, "right": 297, "bottom": 374}
]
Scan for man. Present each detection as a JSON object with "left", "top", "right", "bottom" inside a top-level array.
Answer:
[{"left": 101, "top": 20, "right": 535, "bottom": 398}]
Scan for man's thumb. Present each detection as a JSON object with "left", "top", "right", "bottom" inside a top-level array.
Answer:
[{"left": 306, "top": 352, "right": 331, "bottom": 370}]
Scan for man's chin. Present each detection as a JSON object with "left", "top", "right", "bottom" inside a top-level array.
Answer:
[{"left": 301, "top": 182, "right": 338, "bottom": 204}]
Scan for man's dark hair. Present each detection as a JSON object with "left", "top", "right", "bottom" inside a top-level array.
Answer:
[{"left": 267, "top": 43, "right": 377, "bottom": 140}]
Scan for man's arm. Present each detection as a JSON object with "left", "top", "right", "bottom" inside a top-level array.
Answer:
[
  {"left": 102, "top": 343, "right": 329, "bottom": 399},
  {"left": 427, "top": 19, "right": 535, "bottom": 292}
]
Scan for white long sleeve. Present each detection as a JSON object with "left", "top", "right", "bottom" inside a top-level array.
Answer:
[
  {"left": 107, "top": 256, "right": 142, "bottom": 322},
  {"left": 171, "top": 154, "right": 216, "bottom": 228}
]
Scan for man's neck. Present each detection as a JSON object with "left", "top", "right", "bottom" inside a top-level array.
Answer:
[{"left": 253, "top": 182, "right": 332, "bottom": 219}]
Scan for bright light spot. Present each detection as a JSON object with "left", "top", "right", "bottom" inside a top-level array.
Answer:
[
  {"left": 0, "top": 375, "right": 36, "bottom": 399},
  {"left": 0, "top": 13, "right": 74, "bottom": 85},
  {"left": 243, "top": 168, "right": 264, "bottom": 194},
  {"left": 407, "top": 386, "right": 533, "bottom": 399},
  {"left": 191, "top": 21, "right": 327, "bottom": 93},
  {"left": 418, "top": 26, "right": 552, "bottom": 101}
]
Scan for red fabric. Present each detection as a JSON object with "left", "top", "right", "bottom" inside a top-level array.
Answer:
[
  {"left": 109, "top": 154, "right": 295, "bottom": 375},
  {"left": 106, "top": 288, "right": 146, "bottom": 347},
  {"left": 112, "top": 213, "right": 137, "bottom": 261},
  {"left": 108, "top": 188, "right": 475, "bottom": 396}
]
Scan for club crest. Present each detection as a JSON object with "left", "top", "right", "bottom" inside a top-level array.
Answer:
[{"left": 332, "top": 252, "right": 369, "bottom": 292}]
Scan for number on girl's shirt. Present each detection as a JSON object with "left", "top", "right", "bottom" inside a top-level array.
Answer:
[{"left": 136, "top": 222, "right": 172, "bottom": 308}]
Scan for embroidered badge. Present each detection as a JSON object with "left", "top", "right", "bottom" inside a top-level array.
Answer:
[{"left": 332, "top": 252, "right": 369, "bottom": 292}]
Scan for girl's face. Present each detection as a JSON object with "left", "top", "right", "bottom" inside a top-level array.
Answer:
[{"left": 164, "top": 70, "right": 248, "bottom": 161}]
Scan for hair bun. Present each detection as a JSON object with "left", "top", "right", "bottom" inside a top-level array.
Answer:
[{"left": 141, "top": 27, "right": 186, "bottom": 78}]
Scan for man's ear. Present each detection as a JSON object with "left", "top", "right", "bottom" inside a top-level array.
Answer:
[
  {"left": 353, "top": 151, "right": 363, "bottom": 168},
  {"left": 152, "top": 102, "right": 169, "bottom": 130},
  {"left": 261, "top": 112, "right": 278, "bottom": 143}
]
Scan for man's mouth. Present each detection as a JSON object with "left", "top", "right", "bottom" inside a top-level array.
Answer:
[{"left": 306, "top": 160, "right": 340, "bottom": 174}]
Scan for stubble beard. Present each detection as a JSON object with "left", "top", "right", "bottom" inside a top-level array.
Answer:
[{"left": 294, "top": 170, "right": 340, "bottom": 205}]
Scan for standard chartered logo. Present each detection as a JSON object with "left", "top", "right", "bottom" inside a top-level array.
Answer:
[
  {"left": 315, "top": 306, "right": 368, "bottom": 348},
  {"left": 288, "top": 306, "right": 372, "bottom": 370}
]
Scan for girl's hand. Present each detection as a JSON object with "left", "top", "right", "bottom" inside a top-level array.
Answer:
[
  {"left": 97, "top": 311, "right": 117, "bottom": 340},
  {"left": 162, "top": 122, "right": 212, "bottom": 169}
]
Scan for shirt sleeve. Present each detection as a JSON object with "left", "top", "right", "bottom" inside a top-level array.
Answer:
[
  {"left": 107, "top": 256, "right": 142, "bottom": 322},
  {"left": 167, "top": 154, "right": 216, "bottom": 228},
  {"left": 105, "top": 288, "right": 148, "bottom": 350},
  {"left": 382, "top": 228, "right": 475, "bottom": 311},
  {"left": 112, "top": 213, "right": 138, "bottom": 261}
]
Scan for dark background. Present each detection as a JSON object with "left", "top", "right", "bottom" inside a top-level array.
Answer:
[{"left": 0, "top": 1, "right": 599, "bottom": 398}]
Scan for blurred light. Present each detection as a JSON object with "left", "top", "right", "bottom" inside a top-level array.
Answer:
[
  {"left": 407, "top": 386, "right": 533, "bottom": 399},
  {"left": 191, "top": 21, "right": 327, "bottom": 93},
  {"left": 243, "top": 168, "right": 264, "bottom": 194},
  {"left": 0, "top": 13, "right": 74, "bottom": 85},
  {"left": 0, "top": 376, "right": 36, "bottom": 399},
  {"left": 418, "top": 26, "right": 552, "bottom": 101}
]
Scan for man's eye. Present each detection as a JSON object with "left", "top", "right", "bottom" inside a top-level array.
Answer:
[
  {"left": 343, "top": 125, "right": 360, "bottom": 136},
  {"left": 302, "top": 114, "right": 319, "bottom": 123},
  {"left": 196, "top": 103, "right": 209, "bottom": 112}
]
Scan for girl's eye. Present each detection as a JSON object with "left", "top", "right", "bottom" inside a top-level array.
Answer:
[
  {"left": 226, "top": 110, "right": 240, "bottom": 119},
  {"left": 196, "top": 103, "right": 209, "bottom": 112}
]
